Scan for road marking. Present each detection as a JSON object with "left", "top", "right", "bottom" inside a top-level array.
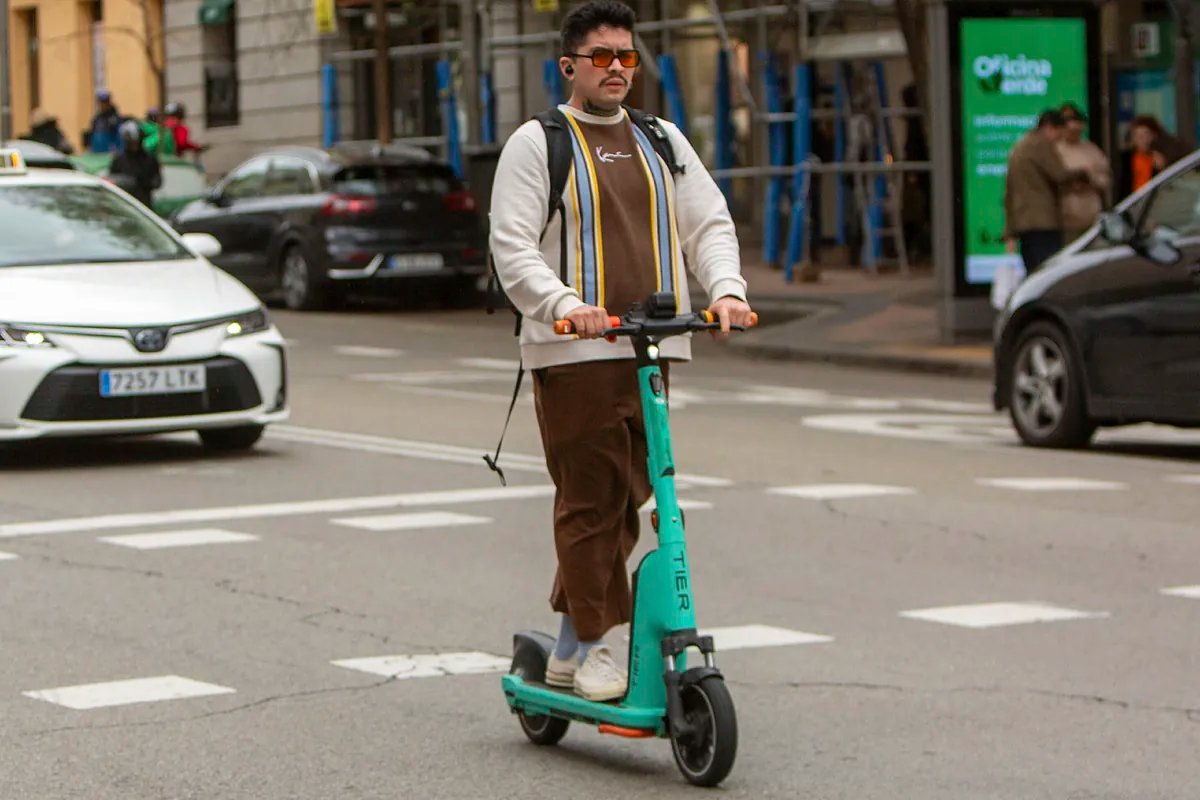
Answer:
[
  {"left": 640, "top": 498, "right": 714, "bottom": 512},
  {"left": 266, "top": 425, "right": 732, "bottom": 488},
  {"left": 332, "top": 652, "right": 511, "bottom": 680},
  {"left": 1167, "top": 475, "right": 1200, "bottom": 485},
  {"left": 98, "top": 529, "right": 260, "bottom": 550},
  {"left": 1161, "top": 585, "right": 1200, "bottom": 599},
  {"left": 0, "top": 552, "right": 18, "bottom": 561},
  {"left": 976, "top": 478, "right": 1128, "bottom": 492},
  {"left": 378, "top": 385, "right": 534, "bottom": 406},
  {"left": 767, "top": 484, "right": 917, "bottom": 501},
  {"left": 803, "top": 413, "right": 1008, "bottom": 444},
  {"left": 331, "top": 511, "right": 491, "bottom": 531},
  {"left": 24, "top": 675, "right": 236, "bottom": 710},
  {"left": 334, "top": 345, "right": 403, "bottom": 358},
  {"left": 900, "top": 602, "right": 1109, "bottom": 628},
  {"left": 456, "top": 357, "right": 520, "bottom": 371},
  {"left": 0, "top": 485, "right": 555, "bottom": 539},
  {"left": 352, "top": 370, "right": 511, "bottom": 385},
  {"left": 703, "top": 624, "right": 833, "bottom": 649}
]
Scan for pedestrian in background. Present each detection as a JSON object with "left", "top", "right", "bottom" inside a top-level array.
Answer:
[
  {"left": 20, "top": 108, "right": 73, "bottom": 154},
  {"left": 164, "top": 102, "right": 206, "bottom": 161},
  {"left": 1116, "top": 115, "right": 1190, "bottom": 200},
  {"left": 86, "top": 90, "right": 125, "bottom": 154},
  {"left": 901, "top": 83, "right": 931, "bottom": 262},
  {"left": 140, "top": 108, "right": 176, "bottom": 157},
  {"left": 1056, "top": 103, "right": 1111, "bottom": 242},
  {"left": 1003, "top": 110, "right": 1089, "bottom": 274},
  {"left": 109, "top": 121, "right": 161, "bottom": 209}
]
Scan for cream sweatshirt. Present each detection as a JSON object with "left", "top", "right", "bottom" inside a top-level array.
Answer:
[{"left": 488, "top": 105, "right": 747, "bottom": 370}]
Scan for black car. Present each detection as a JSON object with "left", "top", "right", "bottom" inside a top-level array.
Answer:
[
  {"left": 994, "top": 149, "right": 1200, "bottom": 448},
  {"left": 172, "top": 143, "right": 487, "bottom": 310},
  {"left": 3, "top": 139, "right": 76, "bottom": 170}
]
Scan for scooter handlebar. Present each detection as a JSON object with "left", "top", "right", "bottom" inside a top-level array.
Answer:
[{"left": 553, "top": 311, "right": 759, "bottom": 337}]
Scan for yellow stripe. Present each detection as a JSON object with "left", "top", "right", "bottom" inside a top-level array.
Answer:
[
  {"left": 568, "top": 167, "right": 583, "bottom": 293},
  {"left": 564, "top": 112, "right": 605, "bottom": 308},
  {"left": 665, "top": 170, "right": 681, "bottom": 306},
  {"left": 634, "top": 140, "right": 663, "bottom": 291}
]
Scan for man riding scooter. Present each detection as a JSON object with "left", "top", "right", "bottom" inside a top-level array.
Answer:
[{"left": 109, "top": 121, "right": 162, "bottom": 209}]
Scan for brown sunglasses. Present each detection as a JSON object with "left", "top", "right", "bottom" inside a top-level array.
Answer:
[{"left": 565, "top": 48, "right": 641, "bottom": 68}]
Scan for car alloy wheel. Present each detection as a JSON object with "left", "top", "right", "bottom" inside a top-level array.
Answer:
[
  {"left": 281, "top": 248, "right": 310, "bottom": 310},
  {"left": 1009, "top": 322, "right": 1094, "bottom": 448}
]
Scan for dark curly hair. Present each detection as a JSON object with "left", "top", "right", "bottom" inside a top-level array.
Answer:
[{"left": 560, "top": 1, "right": 637, "bottom": 56}]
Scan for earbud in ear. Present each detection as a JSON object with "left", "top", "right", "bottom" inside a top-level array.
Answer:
[{"left": 564, "top": 65, "right": 574, "bottom": 76}]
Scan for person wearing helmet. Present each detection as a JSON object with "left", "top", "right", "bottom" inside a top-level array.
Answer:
[
  {"left": 86, "top": 89, "right": 124, "bottom": 154},
  {"left": 164, "top": 102, "right": 205, "bottom": 159},
  {"left": 109, "top": 120, "right": 162, "bottom": 209},
  {"left": 139, "top": 108, "right": 176, "bottom": 156}
]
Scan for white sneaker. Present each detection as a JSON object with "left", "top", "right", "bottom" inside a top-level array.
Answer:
[
  {"left": 573, "top": 645, "right": 627, "bottom": 702},
  {"left": 545, "top": 652, "right": 576, "bottom": 688}
]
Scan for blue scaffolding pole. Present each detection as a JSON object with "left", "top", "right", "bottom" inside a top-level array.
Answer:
[
  {"left": 866, "top": 61, "right": 890, "bottom": 268},
  {"left": 479, "top": 72, "right": 496, "bottom": 145},
  {"left": 714, "top": 49, "right": 733, "bottom": 203},
  {"left": 833, "top": 67, "right": 847, "bottom": 247},
  {"left": 543, "top": 59, "right": 564, "bottom": 107},
  {"left": 761, "top": 55, "right": 787, "bottom": 268},
  {"left": 436, "top": 60, "right": 462, "bottom": 179},
  {"left": 320, "top": 64, "right": 339, "bottom": 148},
  {"left": 657, "top": 54, "right": 688, "bottom": 136},
  {"left": 783, "top": 64, "right": 812, "bottom": 283}
]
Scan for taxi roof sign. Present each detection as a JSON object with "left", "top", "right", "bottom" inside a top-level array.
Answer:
[{"left": 0, "top": 149, "right": 27, "bottom": 174}]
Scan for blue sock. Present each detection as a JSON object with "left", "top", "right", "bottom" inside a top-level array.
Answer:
[
  {"left": 577, "top": 639, "right": 601, "bottom": 663},
  {"left": 552, "top": 614, "right": 578, "bottom": 661}
]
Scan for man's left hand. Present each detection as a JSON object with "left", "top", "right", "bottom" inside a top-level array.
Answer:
[{"left": 707, "top": 296, "right": 754, "bottom": 337}]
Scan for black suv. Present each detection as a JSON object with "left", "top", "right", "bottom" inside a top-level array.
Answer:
[{"left": 172, "top": 143, "right": 487, "bottom": 310}]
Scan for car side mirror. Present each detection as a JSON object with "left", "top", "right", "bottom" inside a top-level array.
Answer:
[
  {"left": 208, "top": 187, "right": 228, "bottom": 207},
  {"left": 1098, "top": 212, "right": 1135, "bottom": 245},
  {"left": 181, "top": 232, "right": 222, "bottom": 259}
]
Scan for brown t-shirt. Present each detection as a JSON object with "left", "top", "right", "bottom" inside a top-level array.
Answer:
[{"left": 564, "top": 112, "right": 678, "bottom": 317}]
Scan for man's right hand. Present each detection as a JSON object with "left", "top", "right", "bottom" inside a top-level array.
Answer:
[{"left": 563, "top": 305, "right": 612, "bottom": 339}]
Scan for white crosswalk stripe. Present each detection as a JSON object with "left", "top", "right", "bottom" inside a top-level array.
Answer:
[
  {"left": 99, "top": 529, "right": 260, "bottom": 550},
  {"left": 331, "top": 511, "right": 492, "bottom": 531},
  {"left": 703, "top": 624, "right": 833, "bottom": 649},
  {"left": 899, "top": 602, "right": 1109, "bottom": 629},
  {"left": 1160, "top": 585, "right": 1200, "bottom": 599},
  {"left": 0, "top": 551, "right": 18, "bottom": 561},
  {"left": 334, "top": 345, "right": 404, "bottom": 358},
  {"left": 24, "top": 675, "right": 236, "bottom": 710},
  {"left": 332, "top": 653, "right": 511, "bottom": 680},
  {"left": 975, "top": 478, "right": 1128, "bottom": 492},
  {"left": 768, "top": 483, "right": 916, "bottom": 501}
]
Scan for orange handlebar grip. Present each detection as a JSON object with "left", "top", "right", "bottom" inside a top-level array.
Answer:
[
  {"left": 554, "top": 320, "right": 575, "bottom": 335},
  {"left": 749, "top": 312, "right": 759, "bottom": 327},
  {"left": 700, "top": 310, "right": 715, "bottom": 324}
]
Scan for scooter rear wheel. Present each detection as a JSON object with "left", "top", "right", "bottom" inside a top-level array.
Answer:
[
  {"left": 510, "top": 645, "right": 570, "bottom": 746},
  {"left": 670, "top": 675, "right": 738, "bottom": 787}
]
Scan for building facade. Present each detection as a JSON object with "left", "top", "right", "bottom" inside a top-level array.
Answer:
[{"left": 6, "top": 0, "right": 163, "bottom": 150}]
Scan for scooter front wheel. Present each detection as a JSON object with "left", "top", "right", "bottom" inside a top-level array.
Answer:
[
  {"left": 670, "top": 675, "right": 738, "bottom": 787},
  {"left": 510, "top": 642, "right": 570, "bottom": 746}
]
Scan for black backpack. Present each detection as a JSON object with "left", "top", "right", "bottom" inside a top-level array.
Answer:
[{"left": 483, "top": 106, "right": 685, "bottom": 484}]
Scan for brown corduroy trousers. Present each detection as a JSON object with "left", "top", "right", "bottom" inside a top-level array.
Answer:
[{"left": 532, "top": 358, "right": 668, "bottom": 642}]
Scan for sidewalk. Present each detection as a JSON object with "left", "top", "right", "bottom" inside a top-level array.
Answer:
[{"left": 726, "top": 255, "right": 994, "bottom": 379}]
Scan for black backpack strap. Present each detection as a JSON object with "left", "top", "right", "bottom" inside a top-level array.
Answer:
[
  {"left": 626, "top": 107, "right": 685, "bottom": 176},
  {"left": 534, "top": 108, "right": 574, "bottom": 234},
  {"left": 482, "top": 358, "right": 524, "bottom": 487}
]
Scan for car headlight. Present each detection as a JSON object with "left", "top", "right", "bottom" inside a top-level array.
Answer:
[
  {"left": 224, "top": 308, "right": 270, "bottom": 337},
  {"left": 0, "top": 324, "right": 55, "bottom": 348}
]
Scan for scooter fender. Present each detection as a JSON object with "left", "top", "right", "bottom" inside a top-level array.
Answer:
[{"left": 510, "top": 630, "right": 556, "bottom": 681}]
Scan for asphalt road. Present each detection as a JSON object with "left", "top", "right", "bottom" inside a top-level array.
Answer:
[{"left": 2, "top": 304, "right": 1198, "bottom": 799}]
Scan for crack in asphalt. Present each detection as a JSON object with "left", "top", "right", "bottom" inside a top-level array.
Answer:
[
  {"left": 19, "top": 676, "right": 400, "bottom": 740},
  {"left": 211, "top": 579, "right": 307, "bottom": 608},
  {"left": 821, "top": 501, "right": 990, "bottom": 544},
  {"left": 26, "top": 554, "right": 165, "bottom": 580},
  {"left": 736, "top": 679, "right": 1200, "bottom": 721}
]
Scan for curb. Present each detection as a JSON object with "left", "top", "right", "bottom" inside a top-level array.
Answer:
[{"left": 732, "top": 340, "right": 995, "bottom": 379}]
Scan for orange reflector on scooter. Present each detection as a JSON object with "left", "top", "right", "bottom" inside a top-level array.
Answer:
[{"left": 598, "top": 724, "right": 655, "bottom": 738}]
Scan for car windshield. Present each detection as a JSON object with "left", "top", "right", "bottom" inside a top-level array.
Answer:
[
  {"left": 0, "top": 184, "right": 189, "bottom": 268},
  {"left": 332, "top": 164, "right": 457, "bottom": 196}
]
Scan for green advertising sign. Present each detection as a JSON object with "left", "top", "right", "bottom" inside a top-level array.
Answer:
[{"left": 959, "top": 17, "right": 1089, "bottom": 284}]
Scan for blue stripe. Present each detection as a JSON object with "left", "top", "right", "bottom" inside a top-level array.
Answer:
[
  {"left": 632, "top": 126, "right": 673, "bottom": 292},
  {"left": 565, "top": 125, "right": 599, "bottom": 306}
]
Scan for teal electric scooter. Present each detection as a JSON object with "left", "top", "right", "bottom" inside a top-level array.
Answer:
[{"left": 501, "top": 291, "right": 758, "bottom": 788}]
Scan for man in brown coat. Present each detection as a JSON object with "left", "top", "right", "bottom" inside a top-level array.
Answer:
[{"left": 1003, "top": 110, "right": 1090, "bottom": 273}]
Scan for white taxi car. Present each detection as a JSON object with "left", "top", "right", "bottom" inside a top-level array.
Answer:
[{"left": 0, "top": 149, "right": 288, "bottom": 450}]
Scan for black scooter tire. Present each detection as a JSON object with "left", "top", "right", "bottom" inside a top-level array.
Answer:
[
  {"left": 670, "top": 675, "right": 738, "bottom": 787},
  {"left": 510, "top": 643, "right": 570, "bottom": 746}
]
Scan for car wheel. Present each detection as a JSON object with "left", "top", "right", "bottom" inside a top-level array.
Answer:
[
  {"left": 280, "top": 245, "right": 332, "bottom": 311},
  {"left": 198, "top": 425, "right": 265, "bottom": 451},
  {"left": 1008, "top": 321, "right": 1095, "bottom": 448}
]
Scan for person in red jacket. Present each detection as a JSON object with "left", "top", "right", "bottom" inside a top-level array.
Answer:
[{"left": 163, "top": 102, "right": 207, "bottom": 159}]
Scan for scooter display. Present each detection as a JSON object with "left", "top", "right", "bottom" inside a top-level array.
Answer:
[{"left": 500, "top": 292, "right": 758, "bottom": 788}]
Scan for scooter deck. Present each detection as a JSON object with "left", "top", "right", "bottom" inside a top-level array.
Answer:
[{"left": 502, "top": 674, "right": 666, "bottom": 733}]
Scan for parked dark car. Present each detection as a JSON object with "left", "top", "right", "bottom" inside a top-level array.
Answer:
[
  {"left": 171, "top": 144, "right": 487, "bottom": 310},
  {"left": 993, "top": 149, "right": 1200, "bottom": 448},
  {"left": 3, "top": 139, "right": 77, "bottom": 170}
]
